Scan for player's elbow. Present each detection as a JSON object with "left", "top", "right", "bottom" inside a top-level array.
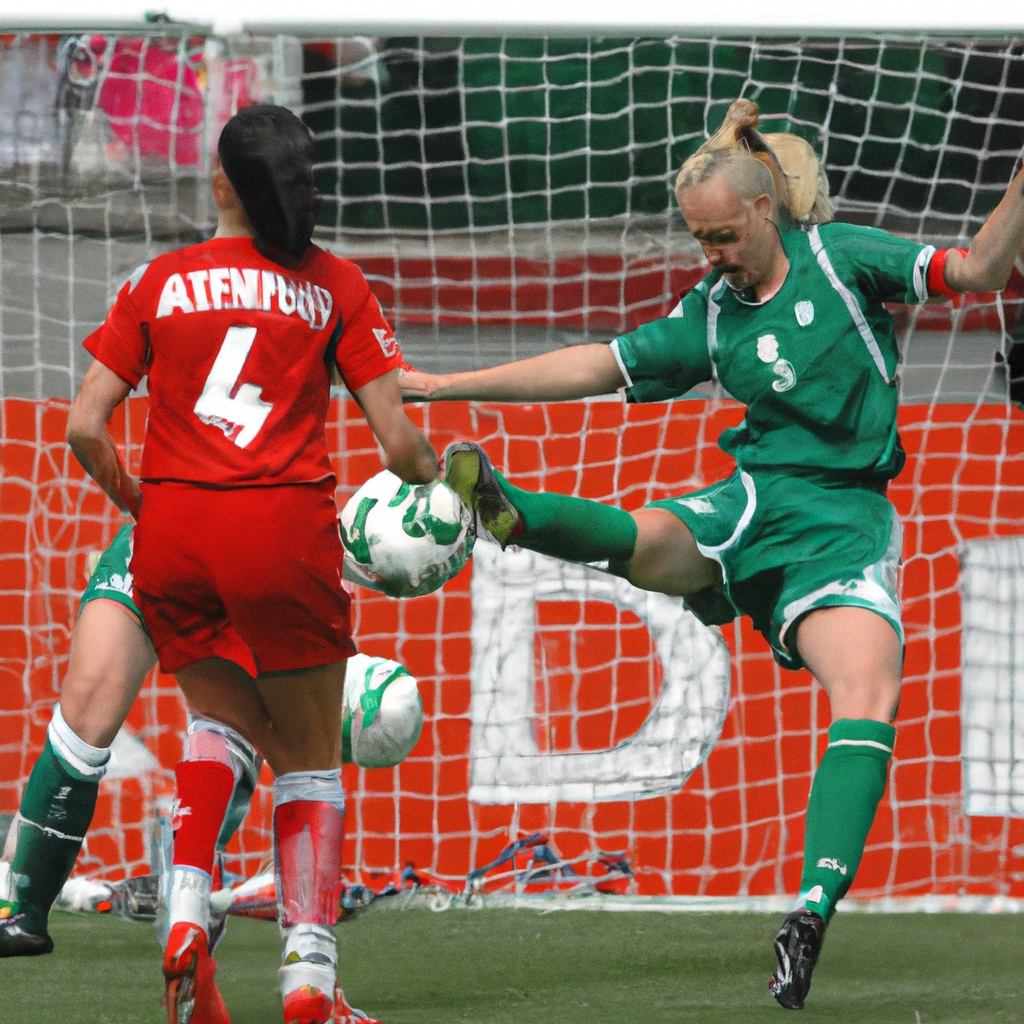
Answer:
[{"left": 65, "top": 414, "right": 93, "bottom": 459}]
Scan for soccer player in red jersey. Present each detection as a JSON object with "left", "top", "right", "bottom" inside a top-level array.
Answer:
[{"left": 65, "top": 105, "right": 437, "bottom": 1024}]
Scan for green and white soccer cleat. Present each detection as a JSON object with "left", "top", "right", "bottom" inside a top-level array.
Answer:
[{"left": 442, "top": 441, "right": 522, "bottom": 549}]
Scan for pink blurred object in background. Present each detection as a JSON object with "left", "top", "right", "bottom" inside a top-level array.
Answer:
[{"left": 89, "top": 35, "right": 205, "bottom": 167}]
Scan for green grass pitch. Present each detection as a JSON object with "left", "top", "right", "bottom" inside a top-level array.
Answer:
[{"left": 2, "top": 908, "right": 1021, "bottom": 1023}]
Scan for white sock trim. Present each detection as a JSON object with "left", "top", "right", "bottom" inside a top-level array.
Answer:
[
  {"left": 167, "top": 865, "right": 211, "bottom": 936},
  {"left": 49, "top": 704, "right": 111, "bottom": 778},
  {"left": 272, "top": 769, "right": 345, "bottom": 812},
  {"left": 283, "top": 922, "right": 337, "bottom": 963},
  {"left": 828, "top": 738, "right": 893, "bottom": 754}
]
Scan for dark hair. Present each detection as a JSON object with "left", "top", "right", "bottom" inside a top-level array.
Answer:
[{"left": 218, "top": 105, "right": 318, "bottom": 263}]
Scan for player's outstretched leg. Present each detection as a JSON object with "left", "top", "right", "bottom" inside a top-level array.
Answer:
[
  {"left": 274, "top": 771, "right": 347, "bottom": 1024},
  {"left": 163, "top": 756, "right": 235, "bottom": 1024},
  {"left": 0, "top": 705, "right": 109, "bottom": 958},
  {"left": 442, "top": 440, "right": 637, "bottom": 564}
]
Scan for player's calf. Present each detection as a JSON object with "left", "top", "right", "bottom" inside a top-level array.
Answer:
[
  {"left": 0, "top": 704, "right": 109, "bottom": 955},
  {"left": 164, "top": 757, "right": 235, "bottom": 1022},
  {"left": 274, "top": 771, "right": 348, "bottom": 1024}
]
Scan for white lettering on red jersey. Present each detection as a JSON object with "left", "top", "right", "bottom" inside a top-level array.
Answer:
[
  {"left": 154, "top": 267, "right": 334, "bottom": 330},
  {"left": 84, "top": 236, "right": 403, "bottom": 486}
]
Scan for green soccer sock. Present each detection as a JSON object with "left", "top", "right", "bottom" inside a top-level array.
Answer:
[
  {"left": 4, "top": 735, "right": 103, "bottom": 935},
  {"left": 494, "top": 470, "right": 638, "bottom": 566},
  {"left": 798, "top": 718, "right": 895, "bottom": 924}
]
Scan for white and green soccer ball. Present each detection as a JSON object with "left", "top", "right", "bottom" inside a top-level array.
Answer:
[
  {"left": 343, "top": 653, "right": 423, "bottom": 769},
  {"left": 339, "top": 470, "right": 474, "bottom": 598}
]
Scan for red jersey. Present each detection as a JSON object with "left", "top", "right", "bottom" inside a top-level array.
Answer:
[{"left": 84, "top": 236, "right": 403, "bottom": 486}]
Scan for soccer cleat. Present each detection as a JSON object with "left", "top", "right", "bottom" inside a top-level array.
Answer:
[
  {"left": 333, "top": 987, "right": 382, "bottom": 1024},
  {"left": 0, "top": 913, "right": 54, "bottom": 958},
  {"left": 442, "top": 441, "right": 521, "bottom": 548},
  {"left": 280, "top": 950, "right": 337, "bottom": 1024},
  {"left": 768, "top": 908, "right": 827, "bottom": 1010},
  {"left": 163, "top": 921, "right": 231, "bottom": 1024},
  {"left": 282, "top": 983, "right": 337, "bottom": 1024}
]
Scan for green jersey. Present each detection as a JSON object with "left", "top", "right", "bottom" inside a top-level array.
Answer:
[{"left": 611, "top": 223, "right": 936, "bottom": 482}]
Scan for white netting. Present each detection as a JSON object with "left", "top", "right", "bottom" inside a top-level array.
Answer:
[{"left": 1, "top": 28, "right": 1023, "bottom": 902}]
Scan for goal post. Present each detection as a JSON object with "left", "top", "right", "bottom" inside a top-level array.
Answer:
[{"left": 1, "top": 25, "right": 1023, "bottom": 908}]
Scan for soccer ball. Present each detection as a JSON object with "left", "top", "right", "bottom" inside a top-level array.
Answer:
[
  {"left": 339, "top": 470, "right": 474, "bottom": 598},
  {"left": 344, "top": 653, "right": 423, "bottom": 769}
]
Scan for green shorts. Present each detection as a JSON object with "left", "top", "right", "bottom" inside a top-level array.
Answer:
[
  {"left": 648, "top": 470, "right": 903, "bottom": 671},
  {"left": 80, "top": 522, "right": 147, "bottom": 634}
]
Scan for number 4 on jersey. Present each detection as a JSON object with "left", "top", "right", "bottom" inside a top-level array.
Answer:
[{"left": 193, "top": 326, "right": 272, "bottom": 448}]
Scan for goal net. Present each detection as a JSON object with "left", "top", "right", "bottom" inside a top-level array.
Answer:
[{"left": 1, "top": 26, "right": 1023, "bottom": 908}]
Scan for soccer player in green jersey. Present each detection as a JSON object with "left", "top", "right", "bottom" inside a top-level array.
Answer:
[{"left": 400, "top": 144, "right": 1024, "bottom": 1008}]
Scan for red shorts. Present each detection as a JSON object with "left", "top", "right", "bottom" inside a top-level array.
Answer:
[{"left": 131, "top": 480, "right": 355, "bottom": 675}]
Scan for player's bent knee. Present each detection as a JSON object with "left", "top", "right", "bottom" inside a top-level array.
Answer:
[
  {"left": 47, "top": 704, "right": 112, "bottom": 781},
  {"left": 628, "top": 509, "right": 721, "bottom": 596},
  {"left": 187, "top": 715, "right": 265, "bottom": 849},
  {"left": 187, "top": 715, "right": 263, "bottom": 786}
]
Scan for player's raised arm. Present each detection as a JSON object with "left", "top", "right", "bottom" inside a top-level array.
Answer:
[
  {"left": 943, "top": 164, "right": 1024, "bottom": 294},
  {"left": 399, "top": 343, "right": 627, "bottom": 403},
  {"left": 66, "top": 359, "right": 140, "bottom": 517},
  {"left": 353, "top": 368, "right": 439, "bottom": 484}
]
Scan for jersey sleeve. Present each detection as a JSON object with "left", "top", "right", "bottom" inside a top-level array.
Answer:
[
  {"left": 817, "top": 222, "right": 936, "bottom": 305},
  {"left": 610, "top": 288, "right": 714, "bottom": 403},
  {"left": 330, "top": 271, "right": 404, "bottom": 393},
  {"left": 82, "top": 274, "right": 149, "bottom": 387}
]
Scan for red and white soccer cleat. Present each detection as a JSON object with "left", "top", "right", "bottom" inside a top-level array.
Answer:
[
  {"left": 282, "top": 983, "right": 335, "bottom": 1024},
  {"left": 333, "top": 987, "right": 382, "bottom": 1024},
  {"left": 163, "top": 921, "right": 231, "bottom": 1024}
]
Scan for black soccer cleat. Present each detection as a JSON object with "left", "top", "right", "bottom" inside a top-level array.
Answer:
[
  {"left": 0, "top": 914, "right": 54, "bottom": 958},
  {"left": 442, "top": 441, "right": 522, "bottom": 548},
  {"left": 768, "top": 908, "right": 826, "bottom": 1009}
]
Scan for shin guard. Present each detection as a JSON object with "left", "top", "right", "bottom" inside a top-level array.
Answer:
[{"left": 272, "top": 771, "right": 346, "bottom": 928}]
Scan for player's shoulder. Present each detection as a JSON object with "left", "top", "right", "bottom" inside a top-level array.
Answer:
[
  {"left": 124, "top": 237, "right": 233, "bottom": 292},
  {"left": 815, "top": 221, "right": 873, "bottom": 242},
  {"left": 304, "top": 245, "right": 367, "bottom": 281},
  {"left": 812, "top": 221, "right": 925, "bottom": 274},
  {"left": 812, "top": 220, "right": 906, "bottom": 252},
  {"left": 303, "top": 245, "right": 372, "bottom": 295}
]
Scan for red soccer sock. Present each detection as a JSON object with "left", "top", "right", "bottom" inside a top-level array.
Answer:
[
  {"left": 172, "top": 759, "right": 236, "bottom": 874},
  {"left": 274, "top": 798, "right": 346, "bottom": 927}
]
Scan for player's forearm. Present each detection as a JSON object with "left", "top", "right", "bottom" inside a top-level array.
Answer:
[
  {"left": 66, "top": 428, "right": 140, "bottom": 516},
  {"left": 947, "top": 165, "right": 1024, "bottom": 293},
  {"left": 405, "top": 344, "right": 626, "bottom": 402},
  {"left": 381, "top": 423, "right": 439, "bottom": 485}
]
